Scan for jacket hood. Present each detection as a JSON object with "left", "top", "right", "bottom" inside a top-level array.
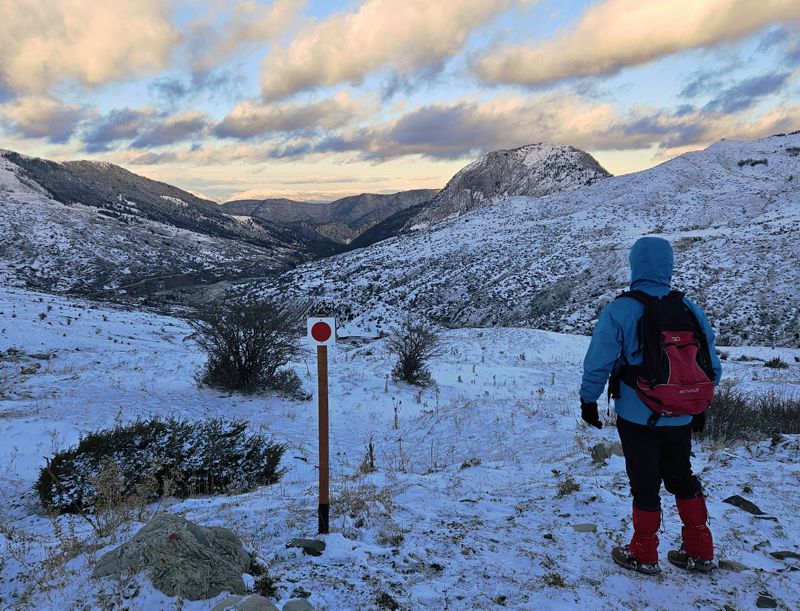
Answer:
[{"left": 629, "top": 237, "right": 673, "bottom": 289}]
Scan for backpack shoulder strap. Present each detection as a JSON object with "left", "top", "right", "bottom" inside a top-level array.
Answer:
[{"left": 615, "top": 290, "right": 656, "bottom": 304}]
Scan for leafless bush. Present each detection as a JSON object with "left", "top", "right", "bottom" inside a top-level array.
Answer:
[
  {"left": 190, "top": 298, "right": 306, "bottom": 394},
  {"left": 387, "top": 316, "right": 441, "bottom": 386},
  {"left": 697, "top": 381, "right": 800, "bottom": 444}
]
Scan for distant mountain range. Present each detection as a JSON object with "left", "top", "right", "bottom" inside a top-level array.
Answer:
[
  {"left": 222, "top": 189, "right": 437, "bottom": 244},
  {"left": 241, "top": 133, "right": 800, "bottom": 346}
]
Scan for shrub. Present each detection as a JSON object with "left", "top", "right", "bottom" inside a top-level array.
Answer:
[
  {"left": 386, "top": 316, "right": 441, "bottom": 386},
  {"left": 190, "top": 298, "right": 306, "bottom": 394},
  {"left": 696, "top": 383, "right": 800, "bottom": 444},
  {"left": 764, "top": 357, "right": 789, "bottom": 369},
  {"left": 271, "top": 368, "right": 312, "bottom": 401},
  {"left": 37, "top": 417, "right": 285, "bottom": 515}
]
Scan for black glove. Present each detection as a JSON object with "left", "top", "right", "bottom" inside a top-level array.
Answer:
[
  {"left": 581, "top": 400, "right": 603, "bottom": 429},
  {"left": 691, "top": 412, "right": 706, "bottom": 433}
]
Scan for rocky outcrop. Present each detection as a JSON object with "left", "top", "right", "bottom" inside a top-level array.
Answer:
[{"left": 93, "top": 514, "right": 252, "bottom": 601}]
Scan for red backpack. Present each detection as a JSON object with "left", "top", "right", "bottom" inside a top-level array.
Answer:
[{"left": 611, "top": 290, "right": 715, "bottom": 425}]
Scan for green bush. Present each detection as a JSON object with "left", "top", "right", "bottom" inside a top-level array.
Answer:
[{"left": 37, "top": 417, "right": 285, "bottom": 515}]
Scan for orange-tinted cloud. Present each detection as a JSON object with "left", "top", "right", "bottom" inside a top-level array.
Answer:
[
  {"left": 0, "top": 0, "right": 179, "bottom": 94},
  {"left": 215, "top": 92, "right": 375, "bottom": 138},
  {"left": 475, "top": 0, "right": 800, "bottom": 86},
  {"left": 0, "top": 97, "right": 87, "bottom": 143},
  {"left": 260, "top": 0, "right": 528, "bottom": 100}
]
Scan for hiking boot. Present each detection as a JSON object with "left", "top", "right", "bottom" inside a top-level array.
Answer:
[
  {"left": 612, "top": 546, "right": 661, "bottom": 575},
  {"left": 667, "top": 548, "right": 716, "bottom": 573}
]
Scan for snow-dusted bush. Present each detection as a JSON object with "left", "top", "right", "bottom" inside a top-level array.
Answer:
[
  {"left": 698, "top": 383, "right": 800, "bottom": 444},
  {"left": 37, "top": 417, "right": 285, "bottom": 515},
  {"left": 387, "top": 317, "right": 441, "bottom": 386},
  {"left": 190, "top": 298, "right": 306, "bottom": 394}
]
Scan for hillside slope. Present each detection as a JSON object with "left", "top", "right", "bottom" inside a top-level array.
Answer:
[
  {"left": 246, "top": 134, "right": 800, "bottom": 346},
  {"left": 0, "top": 152, "right": 339, "bottom": 297}
]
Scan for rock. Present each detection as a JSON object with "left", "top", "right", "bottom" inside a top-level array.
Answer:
[
  {"left": 572, "top": 523, "right": 597, "bottom": 533},
  {"left": 755, "top": 594, "right": 778, "bottom": 608},
  {"left": 723, "top": 495, "right": 766, "bottom": 515},
  {"left": 589, "top": 442, "right": 623, "bottom": 464},
  {"left": 93, "top": 514, "right": 252, "bottom": 601},
  {"left": 770, "top": 550, "right": 800, "bottom": 560},
  {"left": 283, "top": 599, "right": 315, "bottom": 611},
  {"left": 718, "top": 559, "right": 749, "bottom": 572},
  {"left": 290, "top": 587, "right": 312, "bottom": 599},
  {"left": 287, "top": 538, "right": 326, "bottom": 557},
  {"left": 212, "top": 595, "right": 279, "bottom": 611}
]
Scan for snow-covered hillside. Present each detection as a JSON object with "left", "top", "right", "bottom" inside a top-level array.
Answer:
[
  {"left": 249, "top": 134, "right": 800, "bottom": 346},
  {"left": 1, "top": 286, "right": 798, "bottom": 609},
  {"left": 0, "top": 153, "right": 337, "bottom": 297},
  {"left": 404, "top": 143, "right": 611, "bottom": 230}
]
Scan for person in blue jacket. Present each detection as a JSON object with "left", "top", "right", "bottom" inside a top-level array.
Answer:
[{"left": 580, "top": 237, "right": 722, "bottom": 575}]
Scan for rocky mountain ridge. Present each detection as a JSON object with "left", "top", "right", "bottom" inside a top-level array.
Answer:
[{"left": 403, "top": 143, "right": 611, "bottom": 230}]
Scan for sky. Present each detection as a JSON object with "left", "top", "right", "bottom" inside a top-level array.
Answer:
[{"left": 0, "top": 0, "right": 799, "bottom": 202}]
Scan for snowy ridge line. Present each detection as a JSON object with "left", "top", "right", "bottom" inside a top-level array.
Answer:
[{"left": 243, "top": 133, "right": 800, "bottom": 346}]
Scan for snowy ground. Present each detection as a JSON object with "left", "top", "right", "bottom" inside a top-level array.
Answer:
[{"left": 1, "top": 286, "right": 798, "bottom": 610}]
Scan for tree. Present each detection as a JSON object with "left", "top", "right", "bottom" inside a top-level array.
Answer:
[
  {"left": 387, "top": 316, "right": 441, "bottom": 386},
  {"left": 189, "top": 298, "right": 306, "bottom": 394}
]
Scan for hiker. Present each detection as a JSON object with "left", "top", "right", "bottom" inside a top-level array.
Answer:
[{"left": 579, "top": 237, "right": 722, "bottom": 575}]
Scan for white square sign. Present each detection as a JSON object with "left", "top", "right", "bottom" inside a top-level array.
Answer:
[{"left": 307, "top": 317, "right": 336, "bottom": 346}]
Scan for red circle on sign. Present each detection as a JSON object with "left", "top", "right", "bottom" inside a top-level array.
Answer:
[{"left": 311, "top": 321, "right": 332, "bottom": 342}]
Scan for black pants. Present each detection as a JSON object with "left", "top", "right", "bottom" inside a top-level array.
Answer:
[{"left": 616, "top": 417, "right": 703, "bottom": 511}]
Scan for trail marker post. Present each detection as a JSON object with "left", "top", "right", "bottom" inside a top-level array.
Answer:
[{"left": 307, "top": 316, "right": 336, "bottom": 535}]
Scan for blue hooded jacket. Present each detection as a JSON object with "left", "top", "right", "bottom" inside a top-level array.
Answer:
[{"left": 580, "top": 237, "right": 723, "bottom": 426}]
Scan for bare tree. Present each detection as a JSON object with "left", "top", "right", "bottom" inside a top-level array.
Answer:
[
  {"left": 387, "top": 316, "right": 441, "bottom": 386},
  {"left": 189, "top": 298, "right": 306, "bottom": 394}
]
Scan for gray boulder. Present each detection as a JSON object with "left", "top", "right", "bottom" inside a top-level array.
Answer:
[
  {"left": 283, "top": 599, "right": 315, "bottom": 611},
  {"left": 93, "top": 513, "right": 252, "bottom": 600},
  {"left": 589, "top": 442, "right": 624, "bottom": 464}
]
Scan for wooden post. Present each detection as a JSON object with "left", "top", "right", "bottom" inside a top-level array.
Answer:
[{"left": 317, "top": 344, "right": 330, "bottom": 535}]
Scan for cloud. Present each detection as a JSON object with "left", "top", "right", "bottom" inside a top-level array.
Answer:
[
  {"left": 187, "top": 0, "right": 305, "bottom": 71},
  {"left": 214, "top": 92, "right": 374, "bottom": 139},
  {"left": 0, "top": 0, "right": 179, "bottom": 94},
  {"left": 150, "top": 69, "right": 245, "bottom": 105},
  {"left": 82, "top": 108, "right": 156, "bottom": 152},
  {"left": 474, "top": 0, "right": 800, "bottom": 86},
  {"left": 0, "top": 97, "right": 87, "bottom": 143},
  {"left": 260, "top": 0, "right": 525, "bottom": 100},
  {"left": 703, "top": 72, "right": 792, "bottom": 113},
  {"left": 130, "top": 111, "right": 210, "bottom": 148}
]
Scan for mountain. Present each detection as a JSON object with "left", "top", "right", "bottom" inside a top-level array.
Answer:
[
  {"left": 241, "top": 133, "right": 800, "bottom": 346},
  {"left": 222, "top": 189, "right": 437, "bottom": 244},
  {"left": 0, "top": 151, "right": 340, "bottom": 298},
  {"left": 403, "top": 143, "right": 611, "bottom": 230}
]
